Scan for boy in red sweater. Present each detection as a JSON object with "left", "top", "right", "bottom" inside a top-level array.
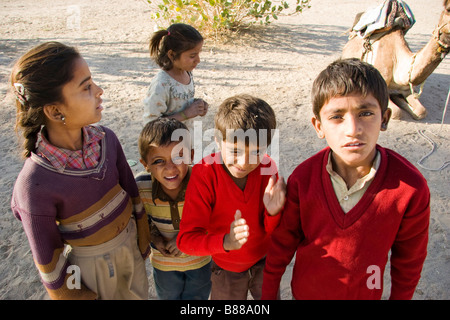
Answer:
[
  {"left": 262, "top": 59, "right": 430, "bottom": 300},
  {"left": 177, "top": 94, "right": 286, "bottom": 299}
]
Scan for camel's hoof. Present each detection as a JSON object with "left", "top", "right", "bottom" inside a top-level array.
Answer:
[
  {"left": 398, "top": 104, "right": 427, "bottom": 120},
  {"left": 412, "top": 110, "right": 427, "bottom": 120},
  {"left": 405, "top": 95, "right": 427, "bottom": 120}
]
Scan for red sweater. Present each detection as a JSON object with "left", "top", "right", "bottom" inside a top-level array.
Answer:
[
  {"left": 177, "top": 153, "right": 281, "bottom": 272},
  {"left": 262, "top": 146, "right": 430, "bottom": 300}
]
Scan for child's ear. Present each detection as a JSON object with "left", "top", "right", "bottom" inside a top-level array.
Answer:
[
  {"left": 139, "top": 159, "right": 149, "bottom": 172},
  {"left": 43, "top": 104, "right": 64, "bottom": 122},
  {"left": 311, "top": 116, "right": 325, "bottom": 139},
  {"left": 167, "top": 49, "right": 175, "bottom": 62},
  {"left": 214, "top": 136, "right": 221, "bottom": 150},
  {"left": 380, "top": 108, "right": 392, "bottom": 131},
  {"left": 190, "top": 149, "right": 195, "bottom": 163}
]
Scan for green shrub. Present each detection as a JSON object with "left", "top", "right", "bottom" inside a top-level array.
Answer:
[{"left": 147, "top": 0, "right": 311, "bottom": 38}]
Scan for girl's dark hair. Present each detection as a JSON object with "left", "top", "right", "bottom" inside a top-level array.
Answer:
[
  {"left": 149, "top": 23, "right": 203, "bottom": 71},
  {"left": 10, "top": 41, "right": 81, "bottom": 158},
  {"left": 311, "top": 58, "right": 389, "bottom": 119}
]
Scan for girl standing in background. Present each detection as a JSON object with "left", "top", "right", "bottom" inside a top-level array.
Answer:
[{"left": 143, "top": 23, "right": 208, "bottom": 131}]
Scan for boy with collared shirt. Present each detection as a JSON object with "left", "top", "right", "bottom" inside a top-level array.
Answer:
[
  {"left": 136, "top": 118, "right": 211, "bottom": 300},
  {"left": 262, "top": 58, "right": 430, "bottom": 300},
  {"left": 177, "top": 94, "right": 286, "bottom": 300}
]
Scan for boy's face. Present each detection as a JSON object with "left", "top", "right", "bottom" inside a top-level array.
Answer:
[
  {"left": 219, "top": 139, "right": 263, "bottom": 180},
  {"left": 140, "top": 141, "right": 192, "bottom": 197},
  {"left": 311, "top": 93, "right": 391, "bottom": 171}
]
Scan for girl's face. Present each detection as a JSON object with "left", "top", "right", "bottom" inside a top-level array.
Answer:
[
  {"left": 58, "top": 57, "right": 104, "bottom": 128},
  {"left": 172, "top": 41, "right": 203, "bottom": 72}
]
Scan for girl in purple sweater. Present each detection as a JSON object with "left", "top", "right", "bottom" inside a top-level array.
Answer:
[{"left": 10, "top": 42, "right": 150, "bottom": 300}]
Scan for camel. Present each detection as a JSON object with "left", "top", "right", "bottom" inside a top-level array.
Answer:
[{"left": 342, "top": 0, "right": 450, "bottom": 120}]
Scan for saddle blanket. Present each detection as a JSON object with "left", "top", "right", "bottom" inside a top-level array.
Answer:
[{"left": 353, "top": 0, "right": 415, "bottom": 38}]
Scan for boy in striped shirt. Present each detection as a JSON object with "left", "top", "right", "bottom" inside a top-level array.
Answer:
[{"left": 136, "top": 118, "right": 211, "bottom": 300}]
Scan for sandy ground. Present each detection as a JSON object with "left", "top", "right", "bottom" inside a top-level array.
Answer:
[{"left": 0, "top": 0, "right": 448, "bottom": 300}]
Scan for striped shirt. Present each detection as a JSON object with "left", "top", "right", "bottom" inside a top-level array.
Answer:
[{"left": 136, "top": 170, "right": 211, "bottom": 272}]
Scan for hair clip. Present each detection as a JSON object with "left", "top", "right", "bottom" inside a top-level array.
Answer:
[
  {"left": 13, "top": 83, "right": 27, "bottom": 105},
  {"left": 14, "top": 83, "right": 25, "bottom": 95},
  {"left": 167, "top": 31, "right": 171, "bottom": 36}
]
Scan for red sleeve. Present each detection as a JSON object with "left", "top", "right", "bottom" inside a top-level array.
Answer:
[
  {"left": 262, "top": 157, "right": 282, "bottom": 234},
  {"left": 177, "top": 163, "right": 228, "bottom": 256},
  {"left": 263, "top": 208, "right": 282, "bottom": 234},
  {"left": 262, "top": 172, "right": 304, "bottom": 300},
  {"left": 389, "top": 183, "right": 430, "bottom": 300}
]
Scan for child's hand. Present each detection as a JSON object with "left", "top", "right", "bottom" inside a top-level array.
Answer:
[
  {"left": 165, "top": 238, "right": 183, "bottom": 257},
  {"left": 152, "top": 234, "right": 172, "bottom": 257},
  {"left": 263, "top": 174, "right": 286, "bottom": 216},
  {"left": 185, "top": 99, "right": 208, "bottom": 118},
  {"left": 223, "top": 210, "right": 249, "bottom": 251},
  {"left": 197, "top": 99, "right": 209, "bottom": 116}
]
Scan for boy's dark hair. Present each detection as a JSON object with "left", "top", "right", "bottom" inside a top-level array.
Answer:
[
  {"left": 214, "top": 94, "right": 277, "bottom": 146},
  {"left": 149, "top": 23, "right": 203, "bottom": 71},
  {"left": 10, "top": 41, "right": 81, "bottom": 158},
  {"left": 311, "top": 58, "right": 389, "bottom": 119},
  {"left": 139, "top": 117, "right": 189, "bottom": 160}
]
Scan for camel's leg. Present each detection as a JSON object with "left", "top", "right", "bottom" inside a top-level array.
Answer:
[
  {"left": 389, "top": 94, "right": 405, "bottom": 120},
  {"left": 390, "top": 93, "right": 427, "bottom": 120},
  {"left": 405, "top": 94, "right": 427, "bottom": 120}
]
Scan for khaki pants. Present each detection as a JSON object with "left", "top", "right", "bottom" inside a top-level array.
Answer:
[
  {"left": 210, "top": 258, "right": 265, "bottom": 300},
  {"left": 66, "top": 218, "right": 149, "bottom": 300}
]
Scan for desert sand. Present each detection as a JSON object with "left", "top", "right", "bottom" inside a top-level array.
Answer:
[{"left": 0, "top": 0, "right": 448, "bottom": 300}]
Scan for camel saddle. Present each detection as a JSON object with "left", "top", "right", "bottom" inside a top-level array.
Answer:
[{"left": 350, "top": 0, "right": 416, "bottom": 39}]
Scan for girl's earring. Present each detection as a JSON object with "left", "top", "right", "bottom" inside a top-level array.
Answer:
[{"left": 61, "top": 116, "right": 66, "bottom": 125}]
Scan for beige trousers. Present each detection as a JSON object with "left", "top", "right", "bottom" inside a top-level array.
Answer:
[{"left": 66, "top": 218, "right": 149, "bottom": 300}]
